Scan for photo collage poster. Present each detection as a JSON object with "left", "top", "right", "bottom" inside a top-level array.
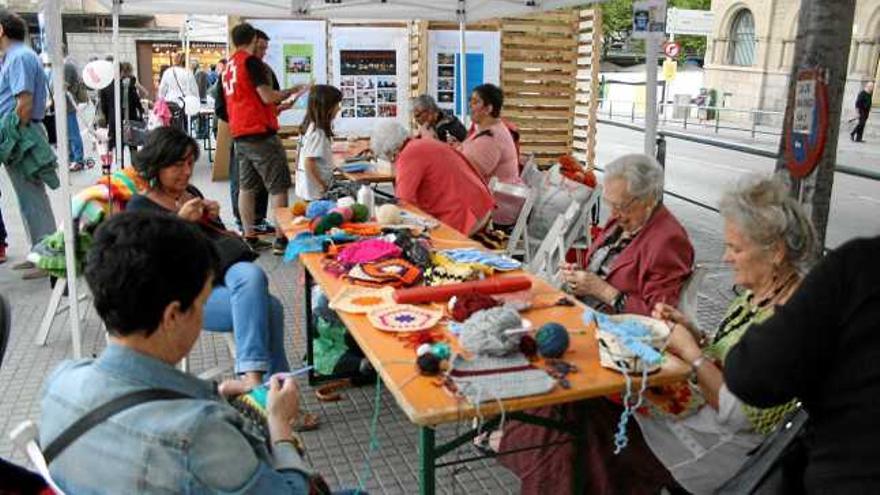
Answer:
[
  {"left": 427, "top": 30, "right": 501, "bottom": 118},
  {"left": 339, "top": 50, "right": 398, "bottom": 119},
  {"left": 249, "top": 19, "right": 327, "bottom": 126},
  {"left": 331, "top": 26, "right": 409, "bottom": 136}
]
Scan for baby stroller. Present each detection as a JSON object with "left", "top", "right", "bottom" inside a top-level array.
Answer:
[{"left": 69, "top": 97, "right": 100, "bottom": 172}]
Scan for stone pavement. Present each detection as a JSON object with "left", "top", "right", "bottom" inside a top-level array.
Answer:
[{"left": 0, "top": 149, "right": 736, "bottom": 493}]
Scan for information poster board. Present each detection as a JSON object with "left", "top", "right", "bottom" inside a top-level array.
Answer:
[
  {"left": 249, "top": 20, "right": 327, "bottom": 126},
  {"left": 427, "top": 30, "right": 500, "bottom": 117},
  {"left": 331, "top": 27, "right": 409, "bottom": 136}
]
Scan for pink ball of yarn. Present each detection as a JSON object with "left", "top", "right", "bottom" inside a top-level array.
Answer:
[{"left": 329, "top": 207, "right": 354, "bottom": 222}]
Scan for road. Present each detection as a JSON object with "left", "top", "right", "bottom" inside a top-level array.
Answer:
[{"left": 595, "top": 123, "right": 880, "bottom": 248}]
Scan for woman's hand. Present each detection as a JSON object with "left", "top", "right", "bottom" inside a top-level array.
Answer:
[
  {"left": 417, "top": 123, "right": 437, "bottom": 141},
  {"left": 665, "top": 322, "right": 703, "bottom": 363},
  {"left": 267, "top": 376, "right": 301, "bottom": 442},
  {"left": 202, "top": 199, "right": 220, "bottom": 220},
  {"left": 559, "top": 264, "right": 618, "bottom": 303},
  {"left": 178, "top": 198, "right": 204, "bottom": 222},
  {"left": 652, "top": 303, "right": 702, "bottom": 342}
]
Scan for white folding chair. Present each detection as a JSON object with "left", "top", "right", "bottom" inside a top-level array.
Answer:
[
  {"left": 35, "top": 277, "right": 89, "bottom": 351},
  {"left": 488, "top": 177, "right": 536, "bottom": 263},
  {"left": 9, "top": 421, "right": 66, "bottom": 495},
  {"left": 678, "top": 264, "right": 708, "bottom": 325},
  {"left": 566, "top": 184, "right": 603, "bottom": 264},
  {"left": 528, "top": 201, "right": 580, "bottom": 287},
  {"left": 179, "top": 332, "right": 237, "bottom": 381}
]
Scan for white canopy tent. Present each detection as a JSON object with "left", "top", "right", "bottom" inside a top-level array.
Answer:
[{"left": 41, "top": 0, "right": 597, "bottom": 357}]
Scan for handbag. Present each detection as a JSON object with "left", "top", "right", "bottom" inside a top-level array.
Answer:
[
  {"left": 715, "top": 405, "right": 809, "bottom": 495},
  {"left": 122, "top": 119, "right": 147, "bottom": 147}
]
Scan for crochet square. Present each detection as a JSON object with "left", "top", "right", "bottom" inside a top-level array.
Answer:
[{"left": 367, "top": 305, "right": 443, "bottom": 332}]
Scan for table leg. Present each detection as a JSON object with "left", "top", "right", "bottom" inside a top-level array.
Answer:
[
  {"left": 303, "top": 268, "right": 317, "bottom": 386},
  {"left": 572, "top": 418, "right": 586, "bottom": 494},
  {"left": 419, "top": 426, "right": 436, "bottom": 495}
]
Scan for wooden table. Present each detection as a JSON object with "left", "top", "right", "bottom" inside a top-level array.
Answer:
[{"left": 276, "top": 207, "right": 688, "bottom": 494}]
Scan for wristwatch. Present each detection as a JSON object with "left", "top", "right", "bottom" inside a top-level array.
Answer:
[
  {"left": 690, "top": 354, "right": 708, "bottom": 374},
  {"left": 611, "top": 291, "right": 627, "bottom": 313}
]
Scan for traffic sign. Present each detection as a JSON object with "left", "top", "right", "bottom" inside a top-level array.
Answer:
[
  {"left": 663, "top": 41, "right": 681, "bottom": 58},
  {"left": 784, "top": 67, "right": 829, "bottom": 179}
]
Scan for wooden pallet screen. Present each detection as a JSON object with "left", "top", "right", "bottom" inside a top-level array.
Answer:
[
  {"left": 572, "top": 8, "right": 602, "bottom": 168},
  {"left": 499, "top": 10, "right": 579, "bottom": 167}
]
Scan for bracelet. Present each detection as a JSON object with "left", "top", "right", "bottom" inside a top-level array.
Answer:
[
  {"left": 690, "top": 354, "right": 708, "bottom": 374},
  {"left": 273, "top": 435, "right": 305, "bottom": 456}
]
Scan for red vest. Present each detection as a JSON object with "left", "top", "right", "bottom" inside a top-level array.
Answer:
[{"left": 224, "top": 50, "right": 278, "bottom": 138}]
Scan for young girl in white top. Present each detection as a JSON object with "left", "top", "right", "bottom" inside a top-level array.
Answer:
[{"left": 295, "top": 85, "right": 343, "bottom": 200}]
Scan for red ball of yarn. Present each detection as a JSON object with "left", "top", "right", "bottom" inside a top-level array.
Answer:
[
  {"left": 519, "top": 334, "right": 538, "bottom": 358},
  {"left": 451, "top": 292, "right": 501, "bottom": 322}
]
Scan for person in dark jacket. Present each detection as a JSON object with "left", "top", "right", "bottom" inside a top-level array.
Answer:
[
  {"left": 411, "top": 94, "right": 467, "bottom": 143},
  {"left": 725, "top": 235, "right": 880, "bottom": 493},
  {"left": 850, "top": 81, "right": 873, "bottom": 142},
  {"left": 99, "top": 61, "right": 144, "bottom": 166}
]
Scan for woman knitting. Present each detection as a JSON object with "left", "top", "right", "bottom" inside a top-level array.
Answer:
[{"left": 126, "top": 127, "right": 318, "bottom": 430}]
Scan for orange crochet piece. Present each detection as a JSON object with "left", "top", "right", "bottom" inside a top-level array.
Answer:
[
  {"left": 558, "top": 154, "right": 597, "bottom": 188},
  {"left": 339, "top": 222, "right": 382, "bottom": 236}
]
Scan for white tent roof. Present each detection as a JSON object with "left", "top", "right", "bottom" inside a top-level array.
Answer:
[{"left": 97, "top": 0, "right": 592, "bottom": 21}]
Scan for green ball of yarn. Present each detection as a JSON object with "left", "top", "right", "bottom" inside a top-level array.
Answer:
[
  {"left": 314, "top": 212, "right": 344, "bottom": 235},
  {"left": 536, "top": 322, "right": 569, "bottom": 358},
  {"left": 351, "top": 203, "right": 370, "bottom": 222},
  {"left": 431, "top": 342, "right": 451, "bottom": 360}
]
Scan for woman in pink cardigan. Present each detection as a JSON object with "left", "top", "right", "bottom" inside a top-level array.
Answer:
[
  {"left": 498, "top": 154, "right": 695, "bottom": 495},
  {"left": 459, "top": 84, "right": 525, "bottom": 229}
]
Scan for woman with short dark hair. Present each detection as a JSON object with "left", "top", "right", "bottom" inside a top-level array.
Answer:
[{"left": 127, "top": 127, "right": 293, "bottom": 399}]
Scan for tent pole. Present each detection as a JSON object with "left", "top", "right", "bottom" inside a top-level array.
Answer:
[
  {"left": 184, "top": 17, "right": 192, "bottom": 136},
  {"left": 644, "top": 35, "right": 658, "bottom": 157},
  {"left": 112, "top": 0, "right": 123, "bottom": 168},
  {"left": 458, "top": 1, "right": 468, "bottom": 123},
  {"left": 44, "top": 0, "right": 83, "bottom": 358}
]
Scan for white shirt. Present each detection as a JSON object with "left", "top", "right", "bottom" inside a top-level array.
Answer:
[
  {"left": 295, "top": 123, "right": 335, "bottom": 201},
  {"left": 635, "top": 385, "right": 763, "bottom": 494},
  {"left": 158, "top": 67, "right": 199, "bottom": 106}
]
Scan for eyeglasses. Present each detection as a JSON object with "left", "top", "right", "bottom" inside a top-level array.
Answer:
[{"left": 603, "top": 195, "right": 638, "bottom": 212}]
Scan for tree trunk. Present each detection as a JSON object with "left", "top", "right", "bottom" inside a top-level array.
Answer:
[{"left": 774, "top": 0, "right": 856, "bottom": 249}]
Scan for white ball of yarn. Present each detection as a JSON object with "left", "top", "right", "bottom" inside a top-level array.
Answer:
[
  {"left": 337, "top": 196, "right": 356, "bottom": 208},
  {"left": 376, "top": 204, "right": 402, "bottom": 225},
  {"left": 416, "top": 343, "right": 433, "bottom": 357}
]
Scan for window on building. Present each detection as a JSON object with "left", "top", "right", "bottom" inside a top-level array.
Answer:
[{"left": 728, "top": 9, "right": 756, "bottom": 66}]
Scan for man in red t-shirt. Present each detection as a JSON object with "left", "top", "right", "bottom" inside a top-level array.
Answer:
[{"left": 224, "top": 23, "right": 303, "bottom": 254}]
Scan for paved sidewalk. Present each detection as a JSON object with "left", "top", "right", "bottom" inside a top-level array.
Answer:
[{"left": 0, "top": 151, "right": 736, "bottom": 493}]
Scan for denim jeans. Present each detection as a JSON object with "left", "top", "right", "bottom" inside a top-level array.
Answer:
[
  {"left": 3, "top": 160, "right": 57, "bottom": 248},
  {"left": 66, "top": 111, "right": 84, "bottom": 163},
  {"left": 229, "top": 141, "right": 269, "bottom": 225},
  {"left": 202, "top": 261, "right": 289, "bottom": 375}
]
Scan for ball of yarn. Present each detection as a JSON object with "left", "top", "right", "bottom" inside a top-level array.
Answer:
[
  {"left": 351, "top": 204, "right": 370, "bottom": 222},
  {"left": 450, "top": 292, "right": 501, "bottom": 322},
  {"left": 330, "top": 206, "right": 354, "bottom": 222},
  {"left": 312, "top": 212, "right": 345, "bottom": 235},
  {"left": 417, "top": 353, "right": 441, "bottom": 375},
  {"left": 337, "top": 196, "right": 356, "bottom": 208},
  {"left": 519, "top": 334, "right": 538, "bottom": 358},
  {"left": 376, "top": 204, "right": 402, "bottom": 225},
  {"left": 430, "top": 342, "right": 451, "bottom": 360},
  {"left": 306, "top": 200, "right": 335, "bottom": 219},
  {"left": 416, "top": 343, "right": 433, "bottom": 357},
  {"left": 459, "top": 307, "right": 523, "bottom": 356},
  {"left": 536, "top": 322, "right": 570, "bottom": 358},
  {"left": 291, "top": 201, "right": 307, "bottom": 217}
]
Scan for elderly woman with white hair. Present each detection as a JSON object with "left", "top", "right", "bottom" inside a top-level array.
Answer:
[
  {"left": 499, "top": 153, "right": 696, "bottom": 494},
  {"left": 370, "top": 120, "right": 494, "bottom": 235}
]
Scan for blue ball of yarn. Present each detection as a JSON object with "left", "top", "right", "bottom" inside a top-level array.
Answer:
[
  {"left": 306, "top": 200, "right": 336, "bottom": 219},
  {"left": 431, "top": 342, "right": 451, "bottom": 360},
  {"left": 535, "top": 322, "right": 569, "bottom": 358}
]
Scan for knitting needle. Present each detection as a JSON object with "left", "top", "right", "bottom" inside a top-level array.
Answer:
[{"left": 263, "top": 366, "right": 314, "bottom": 387}]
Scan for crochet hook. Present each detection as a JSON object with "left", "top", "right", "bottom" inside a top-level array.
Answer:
[{"left": 263, "top": 366, "right": 314, "bottom": 387}]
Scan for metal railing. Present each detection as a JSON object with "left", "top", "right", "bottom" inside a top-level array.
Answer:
[{"left": 598, "top": 99, "right": 788, "bottom": 139}]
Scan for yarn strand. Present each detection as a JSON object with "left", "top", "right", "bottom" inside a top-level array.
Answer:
[{"left": 356, "top": 374, "right": 383, "bottom": 493}]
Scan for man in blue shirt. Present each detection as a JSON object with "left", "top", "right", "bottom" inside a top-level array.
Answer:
[
  {"left": 0, "top": 9, "right": 57, "bottom": 270},
  {"left": 40, "top": 212, "right": 324, "bottom": 493}
]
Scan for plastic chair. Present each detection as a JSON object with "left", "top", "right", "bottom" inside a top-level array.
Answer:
[
  {"left": 528, "top": 201, "right": 580, "bottom": 287},
  {"left": 564, "top": 184, "right": 603, "bottom": 264},
  {"left": 678, "top": 264, "right": 708, "bottom": 325},
  {"left": 8, "top": 421, "right": 66, "bottom": 495},
  {"left": 179, "top": 332, "right": 237, "bottom": 381},
  {"left": 488, "top": 177, "right": 536, "bottom": 263}
]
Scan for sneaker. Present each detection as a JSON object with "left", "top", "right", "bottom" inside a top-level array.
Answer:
[
  {"left": 253, "top": 221, "right": 276, "bottom": 236},
  {"left": 244, "top": 236, "right": 272, "bottom": 251},
  {"left": 272, "top": 236, "right": 288, "bottom": 256},
  {"left": 0, "top": 244, "right": 6, "bottom": 264}
]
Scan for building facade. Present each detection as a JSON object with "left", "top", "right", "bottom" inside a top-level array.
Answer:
[{"left": 703, "top": 0, "right": 879, "bottom": 126}]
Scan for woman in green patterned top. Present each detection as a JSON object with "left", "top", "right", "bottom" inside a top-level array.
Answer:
[{"left": 636, "top": 175, "right": 818, "bottom": 494}]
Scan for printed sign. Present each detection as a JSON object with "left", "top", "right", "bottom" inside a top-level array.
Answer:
[
  {"left": 632, "top": 0, "right": 668, "bottom": 39},
  {"left": 793, "top": 79, "right": 816, "bottom": 135},
  {"left": 784, "top": 67, "right": 829, "bottom": 179}
]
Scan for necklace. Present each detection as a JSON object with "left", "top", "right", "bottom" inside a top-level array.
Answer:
[
  {"left": 152, "top": 187, "right": 183, "bottom": 210},
  {"left": 714, "top": 271, "right": 799, "bottom": 344}
]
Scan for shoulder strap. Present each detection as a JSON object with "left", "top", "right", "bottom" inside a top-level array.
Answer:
[{"left": 43, "top": 388, "right": 191, "bottom": 464}]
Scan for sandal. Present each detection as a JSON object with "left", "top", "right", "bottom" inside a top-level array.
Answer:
[
  {"left": 293, "top": 411, "right": 320, "bottom": 432},
  {"left": 315, "top": 379, "right": 352, "bottom": 402}
]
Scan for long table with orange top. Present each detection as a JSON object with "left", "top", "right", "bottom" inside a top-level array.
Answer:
[
  {"left": 276, "top": 206, "right": 688, "bottom": 494},
  {"left": 332, "top": 139, "right": 395, "bottom": 184}
]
